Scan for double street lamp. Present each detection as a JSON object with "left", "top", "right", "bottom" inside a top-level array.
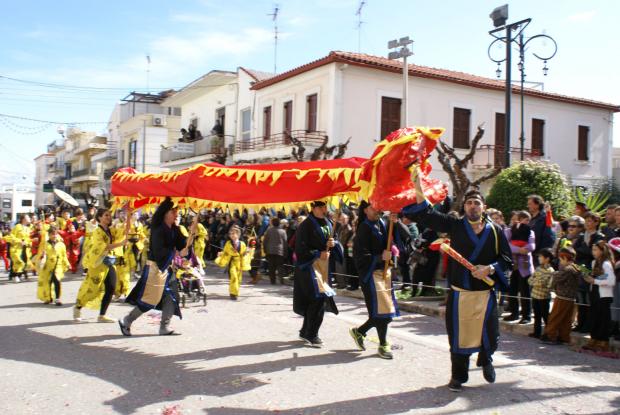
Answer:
[
  {"left": 487, "top": 4, "right": 557, "bottom": 166},
  {"left": 387, "top": 36, "right": 414, "bottom": 127}
]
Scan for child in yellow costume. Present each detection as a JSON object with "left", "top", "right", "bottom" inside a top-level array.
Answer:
[
  {"left": 37, "top": 227, "right": 70, "bottom": 305},
  {"left": 6, "top": 214, "right": 33, "bottom": 281},
  {"left": 193, "top": 221, "right": 209, "bottom": 269},
  {"left": 74, "top": 209, "right": 129, "bottom": 323},
  {"left": 215, "top": 225, "right": 251, "bottom": 300},
  {"left": 111, "top": 216, "right": 132, "bottom": 298}
]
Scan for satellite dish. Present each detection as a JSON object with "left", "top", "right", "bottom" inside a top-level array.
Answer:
[{"left": 53, "top": 188, "right": 79, "bottom": 207}]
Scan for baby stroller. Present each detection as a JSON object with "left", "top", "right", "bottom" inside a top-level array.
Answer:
[{"left": 174, "top": 255, "right": 207, "bottom": 307}]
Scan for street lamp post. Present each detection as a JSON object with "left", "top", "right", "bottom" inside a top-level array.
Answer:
[
  {"left": 387, "top": 37, "right": 414, "bottom": 127},
  {"left": 488, "top": 4, "right": 557, "bottom": 166}
]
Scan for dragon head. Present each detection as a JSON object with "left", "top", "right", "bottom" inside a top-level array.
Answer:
[{"left": 358, "top": 127, "right": 448, "bottom": 212}]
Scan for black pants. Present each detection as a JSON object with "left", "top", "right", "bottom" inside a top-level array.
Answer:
[
  {"left": 50, "top": 274, "right": 61, "bottom": 300},
  {"left": 358, "top": 282, "right": 392, "bottom": 345},
  {"left": 100, "top": 266, "right": 117, "bottom": 316},
  {"left": 590, "top": 296, "right": 613, "bottom": 341},
  {"left": 532, "top": 298, "right": 550, "bottom": 337},
  {"left": 346, "top": 257, "right": 359, "bottom": 290},
  {"left": 300, "top": 298, "right": 325, "bottom": 339},
  {"left": 451, "top": 349, "right": 491, "bottom": 384},
  {"left": 266, "top": 254, "right": 285, "bottom": 284},
  {"left": 507, "top": 270, "right": 531, "bottom": 319},
  {"left": 398, "top": 258, "right": 412, "bottom": 286}
]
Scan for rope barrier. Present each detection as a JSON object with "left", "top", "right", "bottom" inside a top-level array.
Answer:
[{"left": 203, "top": 241, "right": 620, "bottom": 311}]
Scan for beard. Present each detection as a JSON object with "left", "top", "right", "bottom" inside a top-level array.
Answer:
[{"left": 466, "top": 212, "right": 482, "bottom": 222}]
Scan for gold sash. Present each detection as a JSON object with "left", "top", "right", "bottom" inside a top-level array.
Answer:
[
  {"left": 451, "top": 285, "right": 490, "bottom": 349},
  {"left": 312, "top": 257, "right": 334, "bottom": 295},
  {"left": 141, "top": 260, "right": 168, "bottom": 306},
  {"left": 372, "top": 269, "right": 396, "bottom": 315}
]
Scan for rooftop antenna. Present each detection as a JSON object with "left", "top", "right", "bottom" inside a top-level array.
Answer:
[
  {"left": 146, "top": 54, "right": 151, "bottom": 93},
  {"left": 268, "top": 4, "right": 280, "bottom": 74},
  {"left": 356, "top": 1, "right": 366, "bottom": 53}
]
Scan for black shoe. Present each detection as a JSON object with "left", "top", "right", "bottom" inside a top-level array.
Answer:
[
  {"left": 528, "top": 333, "right": 540, "bottom": 339},
  {"left": 518, "top": 318, "right": 531, "bottom": 324},
  {"left": 503, "top": 315, "right": 519, "bottom": 322},
  {"left": 309, "top": 337, "right": 323, "bottom": 348},
  {"left": 482, "top": 363, "right": 496, "bottom": 383},
  {"left": 118, "top": 319, "right": 131, "bottom": 336},
  {"left": 447, "top": 379, "right": 462, "bottom": 392},
  {"left": 230, "top": 294, "right": 238, "bottom": 300}
]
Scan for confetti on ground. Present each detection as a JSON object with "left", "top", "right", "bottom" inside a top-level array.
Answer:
[{"left": 162, "top": 404, "right": 182, "bottom": 415}]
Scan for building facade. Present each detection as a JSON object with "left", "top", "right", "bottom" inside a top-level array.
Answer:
[
  {"left": 0, "top": 184, "right": 36, "bottom": 224},
  {"left": 34, "top": 153, "right": 55, "bottom": 208}
]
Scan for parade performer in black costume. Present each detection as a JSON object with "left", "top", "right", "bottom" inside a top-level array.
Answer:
[
  {"left": 349, "top": 201, "right": 400, "bottom": 359},
  {"left": 403, "top": 173, "right": 512, "bottom": 392},
  {"left": 293, "top": 201, "right": 342, "bottom": 348},
  {"left": 119, "top": 198, "right": 192, "bottom": 336}
]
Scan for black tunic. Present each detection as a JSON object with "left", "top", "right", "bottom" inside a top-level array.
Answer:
[
  {"left": 293, "top": 214, "right": 339, "bottom": 316},
  {"left": 126, "top": 224, "right": 187, "bottom": 317},
  {"left": 403, "top": 201, "right": 513, "bottom": 355}
]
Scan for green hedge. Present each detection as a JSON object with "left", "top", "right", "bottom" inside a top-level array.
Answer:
[{"left": 486, "top": 160, "right": 573, "bottom": 218}]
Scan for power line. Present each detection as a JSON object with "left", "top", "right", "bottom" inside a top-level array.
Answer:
[{"left": 0, "top": 113, "right": 107, "bottom": 125}]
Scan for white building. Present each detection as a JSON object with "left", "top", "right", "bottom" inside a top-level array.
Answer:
[
  {"left": 243, "top": 51, "right": 619, "bottom": 191},
  {"left": 0, "top": 184, "right": 36, "bottom": 224},
  {"left": 34, "top": 153, "right": 55, "bottom": 208},
  {"left": 159, "top": 68, "right": 273, "bottom": 170},
  {"left": 116, "top": 92, "right": 182, "bottom": 174}
]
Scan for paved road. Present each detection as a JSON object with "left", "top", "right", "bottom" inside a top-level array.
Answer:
[{"left": 1, "top": 266, "right": 619, "bottom": 415}]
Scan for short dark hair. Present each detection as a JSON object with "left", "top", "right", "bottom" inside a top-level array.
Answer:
[
  {"left": 527, "top": 194, "right": 544, "bottom": 208},
  {"left": 271, "top": 217, "right": 281, "bottom": 227},
  {"left": 538, "top": 247, "right": 554, "bottom": 261},
  {"left": 95, "top": 208, "right": 109, "bottom": 223},
  {"left": 463, "top": 189, "right": 485, "bottom": 204},
  {"left": 517, "top": 211, "right": 531, "bottom": 221},
  {"left": 583, "top": 212, "right": 601, "bottom": 225}
]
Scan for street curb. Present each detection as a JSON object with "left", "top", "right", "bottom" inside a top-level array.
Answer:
[{"left": 335, "top": 288, "right": 620, "bottom": 353}]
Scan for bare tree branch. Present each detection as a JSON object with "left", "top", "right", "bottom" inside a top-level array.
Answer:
[{"left": 471, "top": 167, "right": 502, "bottom": 187}]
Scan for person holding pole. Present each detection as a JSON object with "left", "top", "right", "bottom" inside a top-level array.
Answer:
[
  {"left": 119, "top": 198, "right": 195, "bottom": 336},
  {"left": 402, "top": 170, "right": 513, "bottom": 392},
  {"left": 349, "top": 201, "right": 400, "bottom": 359}
]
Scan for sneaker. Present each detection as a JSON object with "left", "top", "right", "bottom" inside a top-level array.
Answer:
[
  {"left": 55, "top": 300, "right": 63, "bottom": 306},
  {"left": 230, "top": 294, "right": 238, "bottom": 301},
  {"left": 299, "top": 334, "right": 312, "bottom": 345},
  {"left": 448, "top": 379, "right": 462, "bottom": 392},
  {"left": 73, "top": 306, "right": 82, "bottom": 322},
  {"left": 378, "top": 344, "right": 393, "bottom": 359},
  {"left": 118, "top": 318, "right": 131, "bottom": 336},
  {"left": 482, "top": 363, "right": 496, "bottom": 383},
  {"left": 308, "top": 337, "right": 323, "bottom": 348},
  {"left": 518, "top": 318, "right": 531, "bottom": 325},
  {"left": 159, "top": 328, "right": 177, "bottom": 336},
  {"left": 97, "top": 315, "right": 115, "bottom": 323},
  {"left": 14, "top": 276, "right": 21, "bottom": 283},
  {"left": 349, "top": 327, "right": 366, "bottom": 351}
]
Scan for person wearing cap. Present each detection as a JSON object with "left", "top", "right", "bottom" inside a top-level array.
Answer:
[
  {"left": 608, "top": 237, "right": 620, "bottom": 341},
  {"left": 349, "top": 202, "right": 400, "bottom": 359},
  {"left": 403, "top": 173, "right": 512, "bottom": 392},
  {"left": 293, "top": 200, "right": 342, "bottom": 348},
  {"left": 119, "top": 198, "right": 192, "bottom": 336}
]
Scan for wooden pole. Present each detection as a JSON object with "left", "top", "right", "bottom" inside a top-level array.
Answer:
[{"left": 382, "top": 219, "right": 394, "bottom": 279}]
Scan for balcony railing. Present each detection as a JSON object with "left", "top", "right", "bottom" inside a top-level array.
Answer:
[
  {"left": 234, "top": 130, "right": 327, "bottom": 153},
  {"left": 72, "top": 168, "right": 94, "bottom": 178},
  {"left": 161, "top": 134, "right": 230, "bottom": 163},
  {"left": 473, "top": 145, "right": 542, "bottom": 169}
]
